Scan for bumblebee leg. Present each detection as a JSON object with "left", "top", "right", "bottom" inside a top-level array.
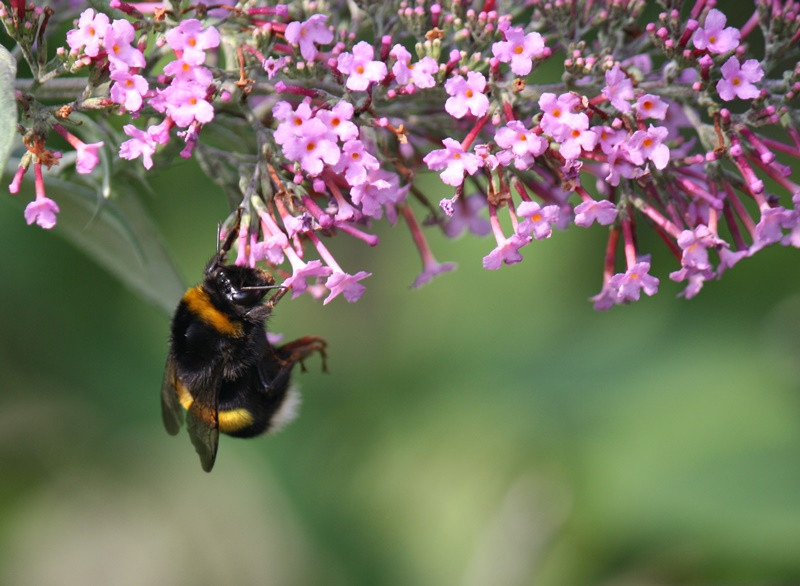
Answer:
[
  {"left": 267, "top": 286, "right": 289, "bottom": 309},
  {"left": 277, "top": 336, "right": 328, "bottom": 372}
]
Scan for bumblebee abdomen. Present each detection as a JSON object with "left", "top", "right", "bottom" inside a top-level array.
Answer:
[{"left": 217, "top": 364, "right": 296, "bottom": 437}]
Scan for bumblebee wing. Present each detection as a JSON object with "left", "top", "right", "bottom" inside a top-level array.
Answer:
[
  {"left": 161, "top": 356, "right": 184, "bottom": 435},
  {"left": 185, "top": 370, "right": 221, "bottom": 472}
]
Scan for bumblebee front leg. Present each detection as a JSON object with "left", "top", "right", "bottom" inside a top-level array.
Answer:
[{"left": 277, "top": 336, "right": 328, "bottom": 372}]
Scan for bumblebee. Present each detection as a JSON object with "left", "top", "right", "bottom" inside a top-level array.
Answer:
[{"left": 161, "top": 221, "right": 326, "bottom": 472}]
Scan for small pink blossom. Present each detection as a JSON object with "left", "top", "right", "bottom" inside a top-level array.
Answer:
[
  {"left": 444, "top": 71, "right": 489, "bottom": 119},
  {"left": 390, "top": 44, "right": 438, "bottom": 89},
  {"left": 285, "top": 14, "right": 333, "bottom": 62},
  {"left": 423, "top": 138, "right": 480, "bottom": 186},
  {"left": 164, "top": 19, "right": 220, "bottom": 66},
  {"left": 75, "top": 141, "right": 104, "bottom": 175},
  {"left": 628, "top": 125, "right": 671, "bottom": 170},
  {"left": 752, "top": 205, "right": 793, "bottom": 251},
  {"left": 350, "top": 169, "right": 408, "bottom": 220},
  {"left": 334, "top": 139, "right": 380, "bottom": 186},
  {"left": 538, "top": 92, "right": 583, "bottom": 138},
  {"left": 104, "top": 19, "right": 145, "bottom": 71},
  {"left": 491, "top": 26, "right": 546, "bottom": 76},
  {"left": 160, "top": 80, "right": 215, "bottom": 127},
  {"left": 25, "top": 196, "right": 60, "bottom": 229},
  {"left": 262, "top": 56, "right": 289, "bottom": 79},
  {"left": 324, "top": 271, "right": 371, "bottom": 304},
  {"left": 109, "top": 68, "right": 149, "bottom": 112},
  {"left": 494, "top": 121, "right": 548, "bottom": 169},
  {"left": 66, "top": 9, "right": 109, "bottom": 57},
  {"left": 574, "top": 199, "right": 618, "bottom": 227},
  {"left": 283, "top": 259, "right": 332, "bottom": 299},
  {"left": 442, "top": 195, "right": 491, "bottom": 238},
  {"left": 602, "top": 64, "right": 634, "bottom": 113},
  {"left": 516, "top": 201, "right": 560, "bottom": 240},
  {"left": 337, "top": 41, "right": 388, "bottom": 92},
  {"left": 273, "top": 100, "right": 317, "bottom": 145},
  {"left": 692, "top": 9, "right": 740, "bottom": 54},
  {"left": 676, "top": 225, "right": 724, "bottom": 270},
  {"left": 716, "top": 57, "right": 763, "bottom": 101},
  {"left": 482, "top": 234, "right": 529, "bottom": 269},
  {"left": 669, "top": 266, "right": 714, "bottom": 299},
  {"left": 316, "top": 101, "right": 359, "bottom": 142},
  {"left": 280, "top": 119, "right": 340, "bottom": 176},
  {"left": 635, "top": 94, "right": 669, "bottom": 120},
  {"left": 119, "top": 124, "right": 167, "bottom": 169},
  {"left": 557, "top": 116, "right": 598, "bottom": 160},
  {"left": 608, "top": 261, "right": 659, "bottom": 302}
]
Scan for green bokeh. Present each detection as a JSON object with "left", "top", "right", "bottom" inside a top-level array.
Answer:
[{"left": 2, "top": 162, "right": 800, "bottom": 585}]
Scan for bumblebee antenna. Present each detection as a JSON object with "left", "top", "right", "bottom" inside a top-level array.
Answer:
[{"left": 240, "top": 284, "right": 284, "bottom": 292}]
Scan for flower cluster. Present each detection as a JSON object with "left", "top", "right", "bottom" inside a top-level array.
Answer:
[{"left": 4, "top": 1, "right": 800, "bottom": 308}]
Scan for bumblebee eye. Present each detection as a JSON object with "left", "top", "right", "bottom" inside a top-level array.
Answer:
[{"left": 230, "top": 288, "right": 266, "bottom": 306}]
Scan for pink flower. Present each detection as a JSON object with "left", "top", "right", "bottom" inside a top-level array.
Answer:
[
  {"left": 608, "top": 261, "right": 659, "bottom": 302},
  {"left": 25, "top": 196, "right": 59, "bottom": 229},
  {"left": 491, "top": 26, "right": 546, "bottom": 76},
  {"left": 163, "top": 59, "right": 214, "bottom": 86},
  {"left": 538, "top": 92, "right": 583, "bottom": 138},
  {"left": 557, "top": 115, "right": 598, "bottom": 160},
  {"left": 280, "top": 119, "right": 340, "bottom": 176},
  {"left": 628, "top": 125, "right": 670, "bottom": 170},
  {"left": 334, "top": 139, "right": 380, "bottom": 186},
  {"left": 669, "top": 266, "right": 714, "bottom": 299},
  {"left": 482, "top": 234, "right": 528, "bottom": 269},
  {"left": 692, "top": 9, "right": 740, "bottom": 54},
  {"left": 494, "top": 121, "right": 548, "bottom": 169},
  {"left": 389, "top": 44, "right": 438, "bottom": 89},
  {"left": 752, "top": 205, "right": 793, "bottom": 251},
  {"left": 676, "top": 225, "right": 724, "bottom": 270},
  {"left": 411, "top": 258, "right": 457, "bottom": 288},
  {"left": 574, "top": 198, "right": 618, "bottom": 227},
  {"left": 444, "top": 71, "right": 489, "bottom": 119},
  {"left": 109, "top": 68, "right": 149, "bottom": 112},
  {"left": 324, "top": 271, "right": 371, "bottom": 304},
  {"left": 635, "top": 94, "right": 669, "bottom": 120},
  {"left": 337, "top": 41, "right": 388, "bottom": 91},
  {"left": 66, "top": 8, "right": 109, "bottom": 57},
  {"left": 516, "top": 201, "right": 560, "bottom": 240},
  {"left": 273, "top": 100, "right": 317, "bottom": 145},
  {"left": 164, "top": 19, "right": 220, "bottom": 66},
  {"left": 119, "top": 124, "right": 166, "bottom": 169},
  {"left": 262, "top": 56, "right": 289, "bottom": 79},
  {"left": 316, "top": 101, "right": 359, "bottom": 142},
  {"left": 52, "top": 124, "right": 104, "bottom": 175},
  {"left": 284, "top": 14, "right": 333, "bottom": 62},
  {"left": 104, "top": 19, "right": 145, "bottom": 71},
  {"left": 283, "top": 259, "right": 332, "bottom": 299},
  {"left": 423, "top": 138, "right": 480, "bottom": 186},
  {"left": 75, "top": 141, "right": 104, "bottom": 175},
  {"left": 350, "top": 169, "right": 408, "bottom": 220},
  {"left": 161, "top": 81, "right": 215, "bottom": 127},
  {"left": 442, "top": 195, "right": 491, "bottom": 238},
  {"left": 716, "top": 57, "right": 763, "bottom": 101},
  {"left": 602, "top": 64, "right": 634, "bottom": 113}
]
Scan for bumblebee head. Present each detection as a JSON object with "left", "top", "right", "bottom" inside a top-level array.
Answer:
[{"left": 205, "top": 262, "right": 276, "bottom": 310}]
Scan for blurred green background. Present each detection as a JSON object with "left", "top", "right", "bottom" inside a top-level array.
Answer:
[{"left": 2, "top": 160, "right": 800, "bottom": 586}]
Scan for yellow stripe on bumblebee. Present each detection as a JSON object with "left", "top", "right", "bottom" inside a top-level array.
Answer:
[{"left": 182, "top": 286, "right": 243, "bottom": 337}]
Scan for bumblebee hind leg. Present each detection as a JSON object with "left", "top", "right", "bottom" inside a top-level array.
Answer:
[{"left": 277, "top": 336, "right": 328, "bottom": 372}]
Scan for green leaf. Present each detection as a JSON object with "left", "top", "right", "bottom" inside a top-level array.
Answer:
[
  {"left": 6, "top": 171, "right": 186, "bottom": 315},
  {"left": 0, "top": 46, "right": 18, "bottom": 177}
]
